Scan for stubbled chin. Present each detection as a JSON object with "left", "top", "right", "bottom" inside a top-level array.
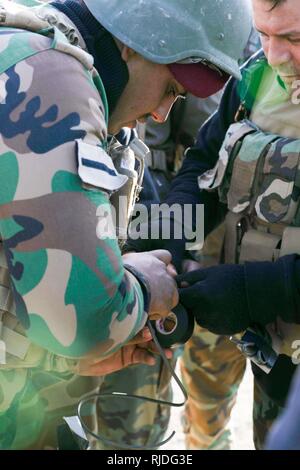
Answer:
[
  {"left": 282, "top": 77, "right": 300, "bottom": 85},
  {"left": 276, "top": 71, "right": 300, "bottom": 85},
  {"left": 124, "top": 121, "right": 137, "bottom": 129}
]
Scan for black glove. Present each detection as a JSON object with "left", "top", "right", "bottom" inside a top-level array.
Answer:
[
  {"left": 124, "top": 216, "right": 189, "bottom": 272},
  {"left": 177, "top": 255, "right": 299, "bottom": 335}
]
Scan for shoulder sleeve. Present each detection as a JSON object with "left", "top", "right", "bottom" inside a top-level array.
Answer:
[{"left": 0, "top": 48, "right": 146, "bottom": 358}]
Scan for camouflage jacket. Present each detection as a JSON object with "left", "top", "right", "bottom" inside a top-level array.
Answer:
[
  {"left": 0, "top": 0, "right": 147, "bottom": 361},
  {"left": 161, "top": 50, "right": 300, "bottom": 400}
]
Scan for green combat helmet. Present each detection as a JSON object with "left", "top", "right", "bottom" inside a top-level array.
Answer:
[{"left": 84, "top": 0, "right": 253, "bottom": 80}]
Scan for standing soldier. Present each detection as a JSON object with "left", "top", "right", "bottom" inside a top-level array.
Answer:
[{"left": 127, "top": 0, "right": 300, "bottom": 450}]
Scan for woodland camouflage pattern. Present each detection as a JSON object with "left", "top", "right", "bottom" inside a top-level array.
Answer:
[
  {"left": 181, "top": 324, "right": 246, "bottom": 450},
  {"left": 184, "top": 57, "right": 300, "bottom": 450},
  {"left": 93, "top": 356, "right": 175, "bottom": 450},
  {"left": 0, "top": 16, "right": 148, "bottom": 448},
  {"left": 182, "top": 331, "right": 282, "bottom": 451},
  {"left": 221, "top": 124, "right": 300, "bottom": 223}
]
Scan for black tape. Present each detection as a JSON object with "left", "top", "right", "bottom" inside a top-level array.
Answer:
[{"left": 151, "top": 303, "right": 194, "bottom": 348}]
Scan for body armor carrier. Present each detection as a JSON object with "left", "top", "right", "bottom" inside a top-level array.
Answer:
[{"left": 199, "top": 117, "right": 300, "bottom": 373}]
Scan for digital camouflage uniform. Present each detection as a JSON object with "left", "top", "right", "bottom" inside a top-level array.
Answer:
[{"left": 0, "top": 0, "right": 155, "bottom": 449}]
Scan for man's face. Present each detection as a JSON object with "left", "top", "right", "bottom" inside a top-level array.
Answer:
[
  {"left": 253, "top": 0, "right": 300, "bottom": 84},
  {"left": 108, "top": 47, "right": 185, "bottom": 135}
]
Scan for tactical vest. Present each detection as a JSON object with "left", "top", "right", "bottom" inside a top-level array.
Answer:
[
  {"left": 199, "top": 58, "right": 300, "bottom": 365},
  {"left": 0, "top": 0, "right": 104, "bottom": 365},
  {"left": 0, "top": 0, "right": 147, "bottom": 363}
]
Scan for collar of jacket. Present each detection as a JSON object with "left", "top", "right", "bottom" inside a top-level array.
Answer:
[{"left": 50, "top": 0, "right": 129, "bottom": 114}]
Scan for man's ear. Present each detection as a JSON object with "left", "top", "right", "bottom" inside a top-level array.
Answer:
[{"left": 121, "top": 45, "right": 136, "bottom": 63}]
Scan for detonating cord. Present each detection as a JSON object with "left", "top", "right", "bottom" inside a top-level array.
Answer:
[{"left": 77, "top": 320, "right": 188, "bottom": 450}]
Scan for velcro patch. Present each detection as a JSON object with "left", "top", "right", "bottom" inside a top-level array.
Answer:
[{"left": 76, "top": 140, "right": 128, "bottom": 192}]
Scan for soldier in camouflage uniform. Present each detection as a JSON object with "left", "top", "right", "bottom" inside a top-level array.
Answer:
[
  {"left": 0, "top": 0, "right": 182, "bottom": 450},
  {"left": 0, "top": 0, "right": 251, "bottom": 450},
  {"left": 177, "top": 0, "right": 300, "bottom": 450},
  {"left": 127, "top": 0, "right": 300, "bottom": 450}
]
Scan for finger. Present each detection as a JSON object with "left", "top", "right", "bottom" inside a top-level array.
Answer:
[
  {"left": 167, "top": 263, "right": 178, "bottom": 278},
  {"left": 79, "top": 357, "right": 121, "bottom": 376},
  {"left": 81, "top": 346, "right": 156, "bottom": 375},
  {"left": 124, "top": 346, "right": 156, "bottom": 366},
  {"left": 182, "top": 259, "right": 202, "bottom": 273},
  {"left": 148, "top": 249, "right": 172, "bottom": 265},
  {"left": 176, "top": 268, "right": 207, "bottom": 286},
  {"left": 138, "top": 340, "right": 173, "bottom": 359},
  {"left": 149, "top": 313, "right": 161, "bottom": 321},
  {"left": 133, "top": 349, "right": 156, "bottom": 366},
  {"left": 126, "top": 327, "right": 152, "bottom": 345}
]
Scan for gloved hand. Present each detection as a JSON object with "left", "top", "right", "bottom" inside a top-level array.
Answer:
[{"left": 177, "top": 255, "right": 298, "bottom": 335}]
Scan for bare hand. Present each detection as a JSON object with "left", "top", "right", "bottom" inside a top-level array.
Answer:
[
  {"left": 76, "top": 327, "right": 172, "bottom": 376},
  {"left": 123, "top": 250, "right": 179, "bottom": 320}
]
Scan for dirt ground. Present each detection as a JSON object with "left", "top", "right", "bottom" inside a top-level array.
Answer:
[{"left": 162, "top": 362, "right": 255, "bottom": 450}]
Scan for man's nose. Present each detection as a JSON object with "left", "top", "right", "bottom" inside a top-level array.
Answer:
[
  {"left": 151, "top": 96, "right": 177, "bottom": 123},
  {"left": 266, "top": 37, "right": 291, "bottom": 69}
]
